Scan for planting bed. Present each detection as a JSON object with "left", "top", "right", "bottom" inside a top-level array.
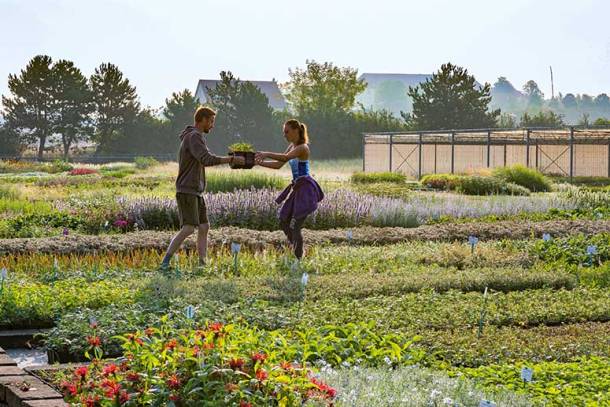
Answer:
[{"left": 1, "top": 162, "right": 609, "bottom": 406}]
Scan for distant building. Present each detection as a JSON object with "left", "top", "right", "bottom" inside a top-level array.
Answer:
[{"left": 195, "top": 79, "right": 287, "bottom": 111}]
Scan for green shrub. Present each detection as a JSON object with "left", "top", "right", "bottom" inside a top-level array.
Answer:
[
  {"left": 134, "top": 156, "right": 160, "bottom": 169},
  {"left": 420, "top": 174, "right": 462, "bottom": 190},
  {"left": 493, "top": 164, "right": 551, "bottom": 192},
  {"left": 47, "top": 159, "right": 73, "bottom": 174},
  {"left": 206, "top": 171, "right": 284, "bottom": 192},
  {"left": 458, "top": 176, "right": 530, "bottom": 196},
  {"left": 350, "top": 171, "right": 406, "bottom": 184}
]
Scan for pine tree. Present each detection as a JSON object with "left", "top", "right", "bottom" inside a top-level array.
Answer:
[
  {"left": 90, "top": 63, "right": 140, "bottom": 153},
  {"left": 2, "top": 55, "right": 56, "bottom": 159},
  {"left": 407, "top": 62, "right": 499, "bottom": 130}
]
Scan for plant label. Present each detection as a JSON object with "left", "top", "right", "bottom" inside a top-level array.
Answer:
[
  {"left": 521, "top": 367, "right": 533, "bottom": 382},
  {"left": 468, "top": 236, "right": 479, "bottom": 246},
  {"left": 479, "top": 401, "right": 496, "bottom": 407},
  {"left": 542, "top": 233, "right": 551, "bottom": 242},
  {"left": 586, "top": 245, "right": 597, "bottom": 256},
  {"left": 231, "top": 242, "right": 241, "bottom": 254},
  {"left": 185, "top": 305, "right": 195, "bottom": 319},
  {"left": 0, "top": 268, "right": 7, "bottom": 281},
  {"left": 89, "top": 316, "right": 97, "bottom": 326},
  {"left": 301, "top": 272, "right": 309, "bottom": 287},
  {"left": 346, "top": 230, "right": 353, "bottom": 241}
]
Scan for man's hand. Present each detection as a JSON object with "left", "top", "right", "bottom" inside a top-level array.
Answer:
[{"left": 232, "top": 155, "right": 246, "bottom": 166}]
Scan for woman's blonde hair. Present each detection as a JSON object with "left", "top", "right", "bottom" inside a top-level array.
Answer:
[{"left": 285, "top": 119, "right": 309, "bottom": 145}]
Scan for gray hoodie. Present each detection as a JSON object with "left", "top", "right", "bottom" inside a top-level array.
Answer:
[{"left": 175, "top": 125, "right": 222, "bottom": 195}]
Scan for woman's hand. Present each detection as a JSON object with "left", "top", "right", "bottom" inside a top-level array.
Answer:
[{"left": 255, "top": 151, "right": 267, "bottom": 164}]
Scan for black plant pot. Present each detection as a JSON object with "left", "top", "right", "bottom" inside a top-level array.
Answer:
[{"left": 229, "top": 151, "right": 255, "bottom": 169}]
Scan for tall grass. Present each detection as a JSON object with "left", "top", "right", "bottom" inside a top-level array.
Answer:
[
  {"left": 205, "top": 170, "right": 285, "bottom": 192},
  {"left": 350, "top": 171, "right": 406, "bottom": 184},
  {"left": 493, "top": 165, "right": 552, "bottom": 192}
]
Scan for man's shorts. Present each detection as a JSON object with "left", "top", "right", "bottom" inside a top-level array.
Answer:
[{"left": 176, "top": 193, "right": 209, "bottom": 226}]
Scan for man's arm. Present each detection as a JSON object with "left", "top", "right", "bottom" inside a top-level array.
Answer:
[{"left": 188, "top": 134, "right": 235, "bottom": 166}]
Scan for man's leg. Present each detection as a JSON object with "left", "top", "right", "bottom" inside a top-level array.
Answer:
[
  {"left": 161, "top": 225, "right": 195, "bottom": 267},
  {"left": 197, "top": 222, "right": 209, "bottom": 265}
]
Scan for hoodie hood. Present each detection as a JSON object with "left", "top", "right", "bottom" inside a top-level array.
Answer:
[{"left": 180, "top": 125, "right": 199, "bottom": 141}]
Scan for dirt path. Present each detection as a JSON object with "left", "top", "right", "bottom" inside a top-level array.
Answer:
[{"left": 1, "top": 219, "right": 608, "bottom": 256}]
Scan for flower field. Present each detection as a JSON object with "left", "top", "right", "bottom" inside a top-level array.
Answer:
[{"left": 1, "top": 161, "right": 609, "bottom": 406}]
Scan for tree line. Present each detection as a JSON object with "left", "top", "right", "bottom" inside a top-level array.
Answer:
[{"left": 2, "top": 56, "right": 608, "bottom": 160}]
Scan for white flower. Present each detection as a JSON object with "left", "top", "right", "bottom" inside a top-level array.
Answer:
[
  {"left": 384, "top": 356, "right": 392, "bottom": 366},
  {"left": 443, "top": 397, "right": 453, "bottom": 405},
  {"left": 430, "top": 389, "right": 442, "bottom": 399}
]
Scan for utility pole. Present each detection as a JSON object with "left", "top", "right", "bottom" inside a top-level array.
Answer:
[{"left": 549, "top": 66, "right": 555, "bottom": 100}]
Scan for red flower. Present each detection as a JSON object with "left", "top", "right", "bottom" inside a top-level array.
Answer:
[
  {"left": 239, "top": 401, "right": 253, "bottom": 407},
  {"left": 74, "top": 366, "right": 88, "bottom": 379},
  {"left": 229, "top": 358, "right": 245, "bottom": 370},
  {"left": 192, "top": 345, "right": 200, "bottom": 357},
  {"left": 208, "top": 322, "right": 223, "bottom": 332},
  {"left": 203, "top": 342, "right": 214, "bottom": 350},
  {"left": 101, "top": 379, "right": 121, "bottom": 398},
  {"left": 167, "top": 374, "right": 181, "bottom": 390},
  {"left": 83, "top": 395, "right": 100, "bottom": 407},
  {"left": 165, "top": 339, "right": 178, "bottom": 350},
  {"left": 125, "top": 333, "right": 144, "bottom": 346},
  {"left": 144, "top": 327, "right": 155, "bottom": 337},
  {"left": 87, "top": 336, "right": 101, "bottom": 347},
  {"left": 311, "top": 377, "right": 337, "bottom": 399},
  {"left": 102, "top": 363, "right": 119, "bottom": 377},
  {"left": 126, "top": 372, "right": 140, "bottom": 382},
  {"left": 255, "top": 368, "right": 268, "bottom": 381},
  {"left": 251, "top": 352, "right": 267, "bottom": 363},
  {"left": 119, "top": 391, "right": 130, "bottom": 404},
  {"left": 169, "top": 394, "right": 181, "bottom": 402},
  {"left": 279, "top": 361, "right": 292, "bottom": 370},
  {"left": 61, "top": 380, "right": 77, "bottom": 397}
]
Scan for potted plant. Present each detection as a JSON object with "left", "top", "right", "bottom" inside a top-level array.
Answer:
[{"left": 228, "top": 142, "right": 256, "bottom": 169}]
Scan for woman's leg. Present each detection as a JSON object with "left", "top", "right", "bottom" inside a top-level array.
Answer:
[
  {"left": 291, "top": 217, "right": 307, "bottom": 259},
  {"left": 280, "top": 218, "right": 293, "bottom": 245}
]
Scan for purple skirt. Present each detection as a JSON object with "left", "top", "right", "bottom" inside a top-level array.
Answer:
[{"left": 276, "top": 176, "right": 324, "bottom": 221}]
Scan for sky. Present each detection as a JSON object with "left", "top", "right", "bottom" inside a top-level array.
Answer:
[{"left": 1, "top": 0, "right": 609, "bottom": 108}]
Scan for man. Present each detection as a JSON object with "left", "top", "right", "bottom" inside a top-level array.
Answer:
[{"left": 160, "top": 106, "right": 244, "bottom": 269}]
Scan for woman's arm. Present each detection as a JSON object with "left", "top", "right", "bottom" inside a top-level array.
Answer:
[
  {"left": 258, "top": 144, "right": 308, "bottom": 162},
  {"left": 256, "top": 160, "right": 285, "bottom": 170}
]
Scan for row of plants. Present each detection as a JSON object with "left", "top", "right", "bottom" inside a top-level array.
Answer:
[{"left": 455, "top": 356, "right": 610, "bottom": 406}]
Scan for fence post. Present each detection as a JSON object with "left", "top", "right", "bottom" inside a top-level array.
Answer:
[
  {"left": 535, "top": 140, "right": 539, "bottom": 170},
  {"left": 434, "top": 143, "right": 437, "bottom": 174},
  {"left": 608, "top": 140, "right": 610, "bottom": 178},
  {"left": 389, "top": 134, "right": 393, "bottom": 172},
  {"left": 486, "top": 130, "right": 491, "bottom": 167},
  {"left": 526, "top": 129, "right": 530, "bottom": 168},
  {"left": 569, "top": 127, "right": 574, "bottom": 180},
  {"left": 418, "top": 133, "right": 423, "bottom": 179},
  {"left": 450, "top": 132, "right": 455, "bottom": 174},
  {"left": 362, "top": 134, "right": 365, "bottom": 172}
]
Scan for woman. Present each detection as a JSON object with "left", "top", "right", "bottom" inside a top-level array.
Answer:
[{"left": 255, "top": 119, "right": 324, "bottom": 260}]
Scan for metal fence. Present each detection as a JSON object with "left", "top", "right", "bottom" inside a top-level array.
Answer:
[{"left": 363, "top": 127, "right": 610, "bottom": 179}]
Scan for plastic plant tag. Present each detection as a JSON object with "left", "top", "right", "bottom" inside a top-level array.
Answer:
[
  {"left": 586, "top": 245, "right": 597, "bottom": 256},
  {"left": 231, "top": 242, "right": 241, "bottom": 254},
  {"left": 468, "top": 236, "right": 479, "bottom": 246},
  {"left": 542, "top": 233, "right": 551, "bottom": 242},
  {"left": 185, "top": 305, "right": 195, "bottom": 319},
  {"left": 54, "top": 257, "right": 59, "bottom": 270},
  {"left": 520, "top": 367, "right": 533, "bottom": 383},
  {"left": 346, "top": 230, "right": 353, "bottom": 241},
  {"left": 479, "top": 401, "right": 496, "bottom": 407},
  {"left": 0, "top": 268, "right": 7, "bottom": 281},
  {"left": 291, "top": 260, "right": 300, "bottom": 273},
  {"left": 89, "top": 316, "right": 97, "bottom": 327},
  {"left": 483, "top": 286, "right": 488, "bottom": 298},
  {"left": 301, "top": 272, "right": 309, "bottom": 287}
]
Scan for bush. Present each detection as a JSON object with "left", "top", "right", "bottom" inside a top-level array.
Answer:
[
  {"left": 493, "top": 165, "right": 552, "bottom": 192},
  {"left": 420, "top": 174, "right": 462, "bottom": 190},
  {"left": 134, "top": 156, "right": 160, "bottom": 169},
  {"left": 47, "top": 159, "right": 73, "bottom": 174},
  {"left": 206, "top": 171, "right": 285, "bottom": 193},
  {"left": 350, "top": 172, "right": 406, "bottom": 184},
  {"left": 0, "top": 185, "right": 21, "bottom": 200},
  {"left": 458, "top": 176, "right": 530, "bottom": 196}
]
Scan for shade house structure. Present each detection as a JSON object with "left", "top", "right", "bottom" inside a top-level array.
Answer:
[{"left": 362, "top": 127, "right": 610, "bottom": 179}]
